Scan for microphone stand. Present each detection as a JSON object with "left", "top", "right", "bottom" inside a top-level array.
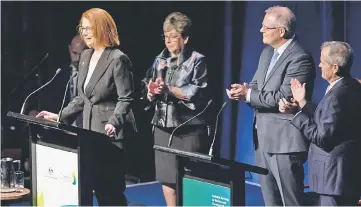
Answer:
[
  {"left": 57, "top": 73, "right": 78, "bottom": 122},
  {"left": 168, "top": 100, "right": 213, "bottom": 147},
  {"left": 209, "top": 102, "right": 228, "bottom": 156},
  {"left": 20, "top": 68, "right": 61, "bottom": 115}
]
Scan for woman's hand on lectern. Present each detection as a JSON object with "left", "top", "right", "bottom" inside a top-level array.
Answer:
[{"left": 36, "top": 111, "right": 59, "bottom": 122}]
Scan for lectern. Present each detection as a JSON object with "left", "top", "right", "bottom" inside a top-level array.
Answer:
[
  {"left": 154, "top": 145, "right": 268, "bottom": 206},
  {"left": 7, "top": 111, "right": 118, "bottom": 206}
]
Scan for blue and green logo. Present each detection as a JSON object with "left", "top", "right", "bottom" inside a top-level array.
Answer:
[{"left": 71, "top": 171, "right": 77, "bottom": 185}]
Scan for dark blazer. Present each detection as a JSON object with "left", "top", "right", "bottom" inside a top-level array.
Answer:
[
  {"left": 249, "top": 38, "right": 316, "bottom": 153},
  {"left": 60, "top": 47, "right": 137, "bottom": 149},
  {"left": 291, "top": 77, "right": 361, "bottom": 196}
]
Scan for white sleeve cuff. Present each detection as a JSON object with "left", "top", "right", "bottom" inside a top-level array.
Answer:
[{"left": 246, "top": 88, "right": 252, "bottom": 103}]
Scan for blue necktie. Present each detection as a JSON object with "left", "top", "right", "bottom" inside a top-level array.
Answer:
[{"left": 265, "top": 50, "right": 279, "bottom": 80}]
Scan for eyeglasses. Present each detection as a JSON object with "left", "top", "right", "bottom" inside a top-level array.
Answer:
[
  {"left": 161, "top": 34, "right": 181, "bottom": 41},
  {"left": 261, "top": 23, "right": 280, "bottom": 31},
  {"left": 78, "top": 26, "right": 93, "bottom": 34}
]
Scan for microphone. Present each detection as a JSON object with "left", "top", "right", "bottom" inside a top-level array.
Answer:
[
  {"left": 57, "top": 72, "right": 78, "bottom": 122},
  {"left": 209, "top": 102, "right": 228, "bottom": 156},
  {"left": 156, "top": 58, "right": 167, "bottom": 81},
  {"left": 168, "top": 100, "right": 213, "bottom": 147},
  {"left": 20, "top": 68, "right": 61, "bottom": 114}
]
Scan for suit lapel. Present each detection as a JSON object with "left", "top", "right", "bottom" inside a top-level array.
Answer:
[
  {"left": 324, "top": 77, "right": 347, "bottom": 98},
  {"left": 316, "top": 78, "right": 347, "bottom": 112},
  {"left": 262, "top": 39, "right": 298, "bottom": 88},
  {"left": 259, "top": 48, "right": 273, "bottom": 88},
  {"left": 84, "top": 48, "right": 113, "bottom": 96}
]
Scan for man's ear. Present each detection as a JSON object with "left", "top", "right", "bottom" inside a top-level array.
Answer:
[
  {"left": 280, "top": 28, "right": 286, "bottom": 38},
  {"left": 184, "top": 36, "right": 189, "bottom": 44},
  {"left": 333, "top": 64, "right": 339, "bottom": 74}
]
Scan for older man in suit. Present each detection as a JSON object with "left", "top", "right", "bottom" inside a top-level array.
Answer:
[
  {"left": 227, "top": 6, "right": 315, "bottom": 206},
  {"left": 280, "top": 41, "right": 361, "bottom": 206}
]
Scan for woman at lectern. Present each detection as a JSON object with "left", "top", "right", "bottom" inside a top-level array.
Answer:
[
  {"left": 36, "top": 8, "right": 137, "bottom": 206},
  {"left": 141, "top": 12, "right": 211, "bottom": 206}
]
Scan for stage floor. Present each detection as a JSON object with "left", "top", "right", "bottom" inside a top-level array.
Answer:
[
  {"left": 11, "top": 180, "right": 323, "bottom": 206},
  {"left": 9, "top": 180, "right": 264, "bottom": 206}
]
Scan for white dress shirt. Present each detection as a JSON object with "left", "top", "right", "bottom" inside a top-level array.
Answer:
[
  {"left": 325, "top": 77, "right": 344, "bottom": 95},
  {"left": 84, "top": 52, "right": 102, "bottom": 92}
]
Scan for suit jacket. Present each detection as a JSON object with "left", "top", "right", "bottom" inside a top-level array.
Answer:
[
  {"left": 291, "top": 77, "right": 361, "bottom": 196},
  {"left": 249, "top": 38, "right": 315, "bottom": 153},
  {"left": 60, "top": 47, "right": 137, "bottom": 150}
]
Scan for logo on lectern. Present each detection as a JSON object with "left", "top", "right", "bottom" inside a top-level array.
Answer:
[
  {"left": 48, "top": 167, "right": 54, "bottom": 175},
  {"left": 71, "top": 171, "right": 77, "bottom": 185}
]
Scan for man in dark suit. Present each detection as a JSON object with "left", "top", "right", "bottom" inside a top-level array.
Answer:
[
  {"left": 67, "top": 34, "right": 86, "bottom": 127},
  {"left": 281, "top": 41, "right": 361, "bottom": 206},
  {"left": 227, "top": 6, "right": 315, "bottom": 206},
  {"left": 68, "top": 35, "right": 86, "bottom": 100}
]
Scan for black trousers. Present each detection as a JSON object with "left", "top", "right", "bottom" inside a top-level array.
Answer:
[
  {"left": 255, "top": 149, "right": 307, "bottom": 206},
  {"left": 81, "top": 138, "right": 127, "bottom": 206}
]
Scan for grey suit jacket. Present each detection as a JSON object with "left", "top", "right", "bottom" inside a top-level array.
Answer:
[
  {"left": 291, "top": 77, "right": 361, "bottom": 196},
  {"left": 249, "top": 38, "right": 315, "bottom": 153},
  {"left": 60, "top": 47, "right": 137, "bottom": 149}
]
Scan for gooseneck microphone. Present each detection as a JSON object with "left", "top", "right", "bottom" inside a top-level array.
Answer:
[
  {"left": 20, "top": 68, "right": 61, "bottom": 114},
  {"left": 168, "top": 100, "right": 213, "bottom": 147},
  {"left": 209, "top": 102, "right": 228, "bottom": 156},
  {"left": 57, "top": 72, "right": 78, "bottom": 122}
]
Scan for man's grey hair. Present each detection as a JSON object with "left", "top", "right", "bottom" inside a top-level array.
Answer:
[
  {"left": 321, "top": 41, "right": 354, "bottom": 76},
  {"left": 265, "top": 6, "right": 296, "bottom": 36}
]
